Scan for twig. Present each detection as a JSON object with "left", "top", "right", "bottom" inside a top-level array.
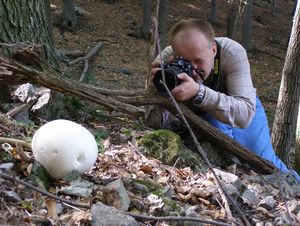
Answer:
[
  {"left": 0, "top": 137, "right": 32, "bottom": 150},
  {"left": 15, "top": 143, "right": 32, "bottom": 162},
  {"left": 127, "top": 213, "right": 232, "bottom": 226},
  {"left": 0, "top": 171, "right": 90, "bottom": 209},
  {"left": 6, "top": 99, "right": 36, "bottom": 118},
  {"left": 280, "top": 183, "right": 297, "bottom": 225},
  {"left": 68, "top": 42, "right": 104, "bottom": 82}
]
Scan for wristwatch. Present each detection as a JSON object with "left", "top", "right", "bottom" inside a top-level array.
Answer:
[{"left": 192, "top": 83, "right": 206, "bottom": 105}]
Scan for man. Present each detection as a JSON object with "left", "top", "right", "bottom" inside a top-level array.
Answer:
[{"left": 149, "top": 18, "right": 299, "bottom": 181}]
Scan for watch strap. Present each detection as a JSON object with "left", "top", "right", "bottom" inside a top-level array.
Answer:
[{"left": 192, "top": 83, "right": 206, "bottom": 105}]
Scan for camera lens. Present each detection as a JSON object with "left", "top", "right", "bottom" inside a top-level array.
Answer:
[{"left": 153, "top": 68, "right": 179, "bottom": 94}]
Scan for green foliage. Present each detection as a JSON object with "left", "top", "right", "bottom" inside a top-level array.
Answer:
[
  {"left": 20, "top": 200, "right": 34, "bottom": 212},
  {"left": 84, "top": 72, "right": 97, "bottom": 83},
  {"left": 120, "top": 127, "right": 132, "bottom": 137},
  {"left": 95, "top": 128, "right": 109, "bottom": 140},
  {"left": 94, "top": 128, "right": 109, "bottom": 152},
  {"left": 29, "top": 162, "right": 52, "bottom": 190},
  {"left": 128, "top": 178, "right": 163, "bottom": 193},
  {"left": 137, "top": 129, "right": 181, "bottom": 165}
]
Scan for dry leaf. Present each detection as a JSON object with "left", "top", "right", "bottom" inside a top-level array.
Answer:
[
  {"left": 139, "top": 165, "right": 153, "bottom": 174},
  {"left": 46, "top": 198, "right": 58, "bottom": 220}
]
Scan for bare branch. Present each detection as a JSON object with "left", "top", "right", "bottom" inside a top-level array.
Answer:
[{"left": 0, "top": 171, "right": 90, "bottom": 209}]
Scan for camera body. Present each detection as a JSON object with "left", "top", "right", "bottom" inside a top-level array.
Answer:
[{"left": 153, "top": 57, "right": 195, "bottom": 94}]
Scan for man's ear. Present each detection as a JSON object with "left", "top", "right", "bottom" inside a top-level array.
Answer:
[{"left": 212, "top": 41, "right": 217, "bottom": 57}]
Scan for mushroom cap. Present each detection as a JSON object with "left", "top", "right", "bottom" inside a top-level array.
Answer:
[{"left": 32, "top": 119, "right": 98, "bottom": 179}]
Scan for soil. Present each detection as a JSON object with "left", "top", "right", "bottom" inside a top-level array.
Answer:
[{"left": 51, "top": 0, "right": 295, "bottom": 126}]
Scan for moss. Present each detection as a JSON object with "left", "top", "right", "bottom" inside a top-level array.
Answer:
[
  {"left": 162, "top": 197, "right": 181, "bottom": 212},
  {"left": 137, "top": 129, "right": 206, "bottom": 172},
  {"left": 137, "top": 129, "right": 182, "bottom": 165},
  {"left": 128, "top": 178, "right": 163, "bottom": 193}
]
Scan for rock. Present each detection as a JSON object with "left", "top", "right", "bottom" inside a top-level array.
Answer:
[
  {"left": 59, "top": 179, "right": 94, "bottom": 198},
  {"left": 90, "top": 202, "right": 139, "bottom": 226},
  {"left": 102, "top": 179, "right": 131, "bottom": 211},
  {"left": 242, "top": 189, "right": 260, "bottom": 207},
  {"left": 213, "top": 168, "right": 242, "bottom": 189},
  {"left": 258, "top": 196, "right": 276, "bottom": 210},
  {"left": 137, "top": 129, "right": 206, "bottom": 172}
]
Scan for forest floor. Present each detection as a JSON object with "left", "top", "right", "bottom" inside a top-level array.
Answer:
[{"left": 0, "top": 0, "right": 299, "bottom": 225}]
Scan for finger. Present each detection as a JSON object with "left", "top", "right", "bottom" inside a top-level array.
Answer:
[
  {"left": 176, "top": 73, "right": 190, "bottom": 82},
  {"left": 167, "top": 55, "right": 175, "bottom": 63},
  {"left": 151, "top": 61, "right": 161, "bottom": 69}
]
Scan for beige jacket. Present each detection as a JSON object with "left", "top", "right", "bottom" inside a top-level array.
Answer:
[{"left": 157, "top": 37, "right": 257, "bottom": 128}]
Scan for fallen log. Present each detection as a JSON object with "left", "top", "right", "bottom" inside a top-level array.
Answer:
[{"left": 0, "top": 53, "right": 276, "bottom": 174}]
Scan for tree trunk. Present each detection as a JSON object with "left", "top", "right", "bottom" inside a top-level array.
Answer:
[
  {"left": 142, "top": 0, "right": 152, "bottom": 39},
  {"left": 158, "top": 0, "right": 169, "bottom": 49},
  {"left": 226, "top": 0, "right": 239, "bottom": 39},
  {"left": 61, "top": 0, "right": 77, "bottom": 31},
  {"left": 295, "top": 103, "right": 300, "bottom": 173},
  {"left": 0, "top": 0, "right": 62, "bottom": 120},
  {"left": 208, "top": 0, "right": 218, "bottom": 25},
  {"left": 271, "top": 0, "right": 300, "bottom": 167},
  {"left": 272, "top": 0, "right": 276, "bottom": 16},
  {"left": 0, "top": 0, "right": 58, "bottom": 68},
  {"left": 241, "top": 0, "right": 253, "bottom": 51}
]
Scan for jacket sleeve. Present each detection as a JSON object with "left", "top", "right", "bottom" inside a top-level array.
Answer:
[
  {"left": 154, "top": 46, "right": 174, "bottom": 62},
  {"left": 195, "top": 38, "right": 256, "bottom": 128}
]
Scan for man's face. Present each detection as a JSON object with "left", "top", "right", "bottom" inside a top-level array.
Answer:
[{"left": 172, "top": 29, "right": 216, "bottom": 82}]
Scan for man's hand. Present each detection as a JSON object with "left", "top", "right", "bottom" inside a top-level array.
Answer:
[
  {"left": 150, "top": 56, "right": 175, "bottom": 85},
  {"left": 171, "top": 73, "right": 199, "bottom": 101}
]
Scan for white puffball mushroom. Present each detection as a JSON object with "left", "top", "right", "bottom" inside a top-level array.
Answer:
[{"left": 31, "top": 119, "right": 98, "bottom": 179}]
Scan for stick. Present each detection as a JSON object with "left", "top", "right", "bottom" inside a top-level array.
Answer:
[
  {"left": 0, "top": 137, "right": 32, "bottom": 150},
  {"left": 6, "top": 99, "right": 36, "bottom": 118},
  {"left": 127, "top": 213, "right": 232, "bottom": 226},
  {"left": 68, "top": 42, "right": 104, "bottom": 82},
  {"left": 0, "top": 171, "right": 90, "bottom": 209}
]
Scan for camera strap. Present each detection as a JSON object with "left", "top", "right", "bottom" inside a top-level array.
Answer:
[{"left": 204, "top": 40, "right": 221, "bottom": 91}]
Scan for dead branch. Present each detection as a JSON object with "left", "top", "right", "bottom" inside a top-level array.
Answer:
[
  {"left": 15, "top": 143, "right": 32, "bottom": 162},
  {"left": 128, "top": 213, "right": 232, "bottom": 226},
  {"left": 0, "top": 56, "right": 145, "bottom": 117},
  {"left": 6, "top": 99, "right": 36, "bottom": 118},
  {"left": 0, "top": 171, "right": 90, "bottom": 209},
  {"left": 68, "top": 42, "right": 104, "bottom": 82},
  {"left": 56, "top": 49, "right": 85, "bottom": 59},
  {"left": 0, "top": 137, "right": 32, "bottom": 150},
  {"left": 0, "top": 51, "right": 276, "bottom": 175}
]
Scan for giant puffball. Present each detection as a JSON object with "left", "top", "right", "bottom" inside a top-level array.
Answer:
[{"left": 31, "top": 119, "right": 98, "bottom": 179}]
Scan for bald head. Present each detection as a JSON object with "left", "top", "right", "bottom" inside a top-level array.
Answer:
[{"left": 169, "top": 19, "right": 215, "bottom": 47}]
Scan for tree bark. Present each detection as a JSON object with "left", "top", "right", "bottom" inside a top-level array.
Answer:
[
  {"left": 241, "top": 0, "right": 253, "bottom": 51},
  {"left": 0, "top": 0, "right": 58, "bottom": 68},
  {"left": 142, "top": 0, "right": 152, "bottom": 39},
  {"left": 0, "top": 50, "right": 276, "bottom": 175},
  {"left": 226, "top": 0, "right": 239, "bottom": 40},
  {"left": 208, "top": 0, "right": 218, "bottom": 25},
  {"left": 271, "top": 0, "right": 300, "bottom": 167},
  {"left": 158, "top": 0, "right": 169, "bottom": 49},
  {"left": 0, "top": 0, "right": 66, "bottom": 121},
  {"left": 61, "top": 0, "right": 77, "bottom": 31},
  {"left": 295, "top": 103, "right": 300, "bottom": 173}
]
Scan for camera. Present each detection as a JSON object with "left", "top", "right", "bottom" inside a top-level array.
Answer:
[{"left": 153, "top": 57, "right": 195, "bottom": 94}]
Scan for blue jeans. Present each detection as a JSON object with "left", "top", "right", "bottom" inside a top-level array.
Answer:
[{"left": 201, "top": 97, "right": 299, "bottom": 181}]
